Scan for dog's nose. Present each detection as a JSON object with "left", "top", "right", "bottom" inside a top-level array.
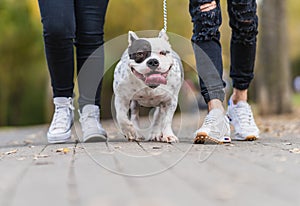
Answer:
[{"left": 146, "top": 58, "right": 159, "bottom": 70}]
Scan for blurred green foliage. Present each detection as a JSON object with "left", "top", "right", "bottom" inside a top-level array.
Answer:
[
  {"left": 0, "top": 0, "right": 47, "bottom": 126},
  {"left": 105, "top": 0, "right": 192, "bottom": 39},
  {"left": 0, "top": 0, "right": 300, "bottom": 126},
  {"left": 288, "top": 0, "right": 300, "bottom": 78}
]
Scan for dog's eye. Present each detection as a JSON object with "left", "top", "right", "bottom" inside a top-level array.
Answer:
[
  {"left": 159, "top": 51, "right": 170, "bottom": 56},
  {"left": 133, "top": 50, "right": 150, "bottom": 63},
  {"left": 136, "top": 52, "right": 144, "bottom": 58}
]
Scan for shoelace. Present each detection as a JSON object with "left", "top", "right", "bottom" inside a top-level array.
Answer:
[
  {"left": 51, "top": 103, "right": 74, "bottom": 129},
  {"left": 79, "top": 110, "right": 100, "bottom": 130},
  {"left": 203, "top": 112, "right": 217, "bottom": 128},
  {"left": 234, "top": 104, "right": 256, "bottom": 129},
  {"left": 198, "top": 110, "right": 229, "bottom": 140}
]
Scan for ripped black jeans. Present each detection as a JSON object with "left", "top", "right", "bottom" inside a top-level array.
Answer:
[{"left": 189, "top": 0, "right": 258, "bottom": 103}]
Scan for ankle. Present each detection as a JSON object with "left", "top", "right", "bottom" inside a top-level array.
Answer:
[
  {"left": 207, "top": 99, "right": 225, "bottom": 112},
  {"left": 232, "top": 89, "right": 248, "bottom": 104}
]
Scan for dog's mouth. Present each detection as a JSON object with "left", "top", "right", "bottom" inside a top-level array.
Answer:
[{"left": 131, "top": 66, "right": 171, "bottom": 87}]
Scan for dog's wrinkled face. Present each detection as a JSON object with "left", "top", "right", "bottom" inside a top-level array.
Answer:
[{"left": 128, "top": 30, "right": 174, "bottom": 88}]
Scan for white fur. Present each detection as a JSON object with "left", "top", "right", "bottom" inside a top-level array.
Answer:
[{"left": 113, "top": 31, "right": 183, "bottom": 143}]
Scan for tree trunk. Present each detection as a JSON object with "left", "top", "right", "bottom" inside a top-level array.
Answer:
[{"left": 256, "top": 0, "right": 292, "bottom": 115}]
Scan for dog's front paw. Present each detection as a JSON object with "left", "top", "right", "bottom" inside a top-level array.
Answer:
[
  {"left": 149, "top": 131, "right": 179, "bottom": 143},
  {"left": 162, "top": 135, "right": 179, "bottom": 143},
  {"left": 149, "top": 131, "right": 163, "bottom": 142},
  {"left": 121, "top": 124, "right": 143, "bottom": 141}
]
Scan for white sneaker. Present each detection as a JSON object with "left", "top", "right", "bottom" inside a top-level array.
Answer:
[
  {"left": 47, "top": 97, "right": 74, "bottom": 143},
  {"left": 194, "top": 109, "right": 231, "bottom": 144},
  {"left": 227, "top": 96, "right": 259, "bottom": 141},
  {"left": 79, "top": 104, "right": 107, "bottom": 142}
]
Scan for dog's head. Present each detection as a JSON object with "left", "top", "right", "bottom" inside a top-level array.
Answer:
[{"left": 128, "top": 30, "right": 174, "bottom": 88}]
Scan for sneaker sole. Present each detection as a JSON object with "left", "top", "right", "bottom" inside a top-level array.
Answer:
[
  {"left": 245, "top": 135, "right": 257, "bottom": 141},
  {"left": 83, "top": 134, "right": 107, "bottom": 143},
  {"left": 194, "top": 132, "right": 231, "bottom": 144},
  {"left": 233, "top": 135, "right": 258, "bottom": 141},
  {"left": 47, "top": 132, "right": 72, "bottom": 144}
]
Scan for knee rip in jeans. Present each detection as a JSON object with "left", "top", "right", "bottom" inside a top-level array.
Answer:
[
  {"left": 200, "top": 1, "right": 216, "bottom": 12},
  {"left": 194, "top": 1, "right": 221, "bottom": 41},
  {"left": 230, "top": 1, "right": 258, "bottom": 44}
]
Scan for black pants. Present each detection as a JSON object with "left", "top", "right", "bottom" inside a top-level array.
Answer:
[
  {"left": 38, "top": 0, "right": 109, "bottom": 109},
  {"left": 189, "top": 0, "right": 258, "bottom": 103}
]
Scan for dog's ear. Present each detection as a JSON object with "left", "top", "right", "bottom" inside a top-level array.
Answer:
[
  {"left": 158, "top": 29, "right": 169, "bottom": 42},
  {"left": 128, "top": 31, "right": 139, "bottom": 46}
]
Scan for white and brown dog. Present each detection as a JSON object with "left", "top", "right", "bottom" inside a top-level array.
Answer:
[{"left": 113, "top": 30, "right": 183, "bottom": 143}]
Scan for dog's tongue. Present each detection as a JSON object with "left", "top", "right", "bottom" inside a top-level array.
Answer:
[{"left": 145, "top": 73, "right": 167, "bottom": 85}]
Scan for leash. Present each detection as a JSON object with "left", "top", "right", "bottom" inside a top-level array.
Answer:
[{"left": 163, "top": 0, "right": 167, "bottom": 31}]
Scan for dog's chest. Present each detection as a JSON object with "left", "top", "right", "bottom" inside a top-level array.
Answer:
[{"left": 132, "top": 86, "right": 174, "bottom": 107}]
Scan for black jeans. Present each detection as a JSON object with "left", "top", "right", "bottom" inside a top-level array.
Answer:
[
  {"left": 38, "top": 0, "right": 109, "bottom": 109},
  {"left": 189, "top": 0, "right": 258, "bottom": 103}
]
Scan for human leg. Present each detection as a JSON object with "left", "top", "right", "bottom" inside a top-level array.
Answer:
[
  {"left": 228, "top": 0, "right": 258, "bottom": 91},
  {"left": 75, "top": 0, "right": 109, "bottom": 109},
  {"left": 38, "top": 0, "right": 76, "bottom": 143},
  {"left": 227, "top": 0, "right": 259, "bottom": 140},
  {"left": 189, "top": 0, "right": 230, "bottom": 143},
  {"left": 75, "top": 0, "right": 109, "bottom": 142},
  {"left": 38, "top": 0, "right": 76, "bottom": 97},
  {"left": 189, "top": 0, "right": 225, "bottom": 105}
]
